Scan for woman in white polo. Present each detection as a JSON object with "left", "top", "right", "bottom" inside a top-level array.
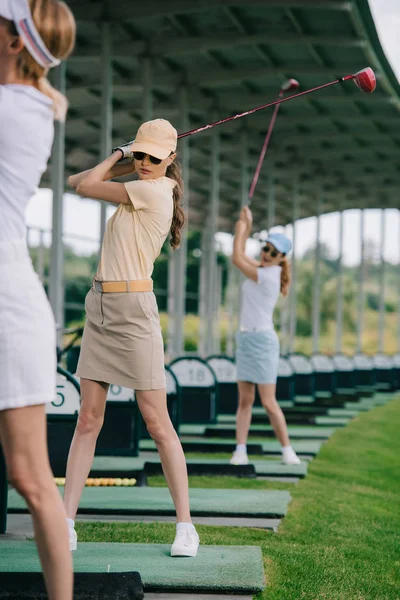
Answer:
[
  {"left": 0, "top": 1, "right": 75, "bottom": 598},
  {"left": 230, "top": 206, "right": 300, "bottom": 466},
  {"left": 65, "top": 119, "right": 199, "bottom": 557}
]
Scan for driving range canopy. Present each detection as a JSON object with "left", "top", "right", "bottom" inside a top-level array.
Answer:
[{"left": 55, "top": 0, "right": 400, "bottom": 230}]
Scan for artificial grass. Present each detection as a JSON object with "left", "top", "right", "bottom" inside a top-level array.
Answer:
[
  {"left": 0, "top": 542, "right": 265, "bottom": 594},
  {"left": 76, "top": 395, "right": 400, "bottom": 600}
]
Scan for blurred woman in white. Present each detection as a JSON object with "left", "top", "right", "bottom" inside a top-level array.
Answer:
[
  {"left": 0, "top": 1, "right": 75, "bottom": 598},
  {"left": 230, "top": 206, "right": 300, "bottom": 466}
]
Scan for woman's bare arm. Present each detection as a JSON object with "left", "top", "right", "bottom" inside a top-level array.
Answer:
[
  {"left": 67, "top": 157, "right": 135, "bottom": 190},
  {"left": 75, "top": 151, "right": 133, "bottom": 205},
  {"left": 232, "top": 218, "right": 258, "bottom": 282}
]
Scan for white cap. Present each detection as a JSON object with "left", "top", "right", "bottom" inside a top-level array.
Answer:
[{"left": 0, "top": 0, "right": 60, "bottom": 68}]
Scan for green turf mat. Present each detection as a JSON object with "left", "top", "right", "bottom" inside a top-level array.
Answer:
[
  {"left": 327, "top": 409, "right": 360, "bottom": 418},
  {"left": 314, "top": 416, "right": 351, "bottom": 426},
  {"left": 294, "top": 396, "right": 315, "bottom": 404},
  {"left": 206, "top": 425, "right": 334, "bottom": 440},
  {"left": 0, "top": 541, "right": 265, "bottom": 593},
  {"left": 262, "top": 440, "right": 323, "bottom": 455},
  {"left": 315, "top": 391, "right": 332, "bottom": 399},
  {"left": 140, "top": 437, "right": 322, "bottom": 456},
  {"left": 180, "top": 425, "right": 207, "bottom": 436},
  {"left": 92, "top": 456, "right": 145, "bottom": 471},
  {"left": 250, "top": 460, "right": 308, "bottom": 477},
  {"left": 8, "top": 487, "right": 291, "bottom": 518}
]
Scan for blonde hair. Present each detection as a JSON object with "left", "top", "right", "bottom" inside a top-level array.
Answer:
[
  {"left": 280, "top": 257, "right": 291, "bottom": 296},
  {"left": 166, "top": 159, "right": 186, "bottom": 249},
  {"left": 7, "top": 0, "right": 76, "bottom": 121}
]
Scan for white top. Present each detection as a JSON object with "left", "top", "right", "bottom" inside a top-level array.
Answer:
[
  {"left": 239, "top": 265, "right": 281, "bottom": 332},
  {"left": 0, "top": 84, "right": 54, "bottom": 243}
]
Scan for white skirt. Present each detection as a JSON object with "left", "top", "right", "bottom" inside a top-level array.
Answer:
[{"left": 0, "top": 240, "right": 56, "bottom": 411}]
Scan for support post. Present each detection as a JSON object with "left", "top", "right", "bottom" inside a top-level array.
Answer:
[
  {"left": 204, "top": 125, "right": 220, "bottom": 357},
  {"left": 198, "top": 232, "right": 208, "bottom": 356},
  {"left": 267, "top": 168, "right": 276, "bottom": 232},
  {"left": 225, "top": 261, "right": 236, "bottom": 357},
  {"left": 288, "top": 177, "right": 299, "bottom": 354},
  {"left": 167, "top": 85, "right": 189, "bottom": 358},
  {"left": 49, "top": 62, "right": 66, "bottom": 340},
  {"left": 335, "top": 207, "right": 345, "bottom": 354},
  {"left": 312, "top": 191, "right": 323, "bottom": 354},
  {"left": 378, "top": 209, "right": 386, "bottom": 353},
  {"left": 398, "top": 210, "right": 400, "bottom": 352},
  {"left": 99, "top": 22, "right": 113, "bottom": 245},
  {"left": 356, "top": 209, "right": 366, "bottom": 353}
]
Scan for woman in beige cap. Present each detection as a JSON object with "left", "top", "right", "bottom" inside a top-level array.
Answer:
[
  {"left": 65, "top": 118, "right": 199, "bottom": 557},
  {"left": 0, "top": 1, "right": 75, "bottom": 598}
]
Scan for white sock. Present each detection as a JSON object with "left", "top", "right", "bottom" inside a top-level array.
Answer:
[
  {"left": 66, "top": 518, "right": 75, "bottom": 529},
  {"left": 236, "top": 444, "right": 247, "bottom": 453},
  {"left": 176, "top": 522, "right": 196, "bottom": 533}
]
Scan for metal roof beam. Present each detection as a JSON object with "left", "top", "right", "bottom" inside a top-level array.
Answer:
[
  {"left": 68, "top": 1, "right": 352, "bottom": 21},
  {"left": 69, "top": 34, "right": 365, "bottom": 61}
]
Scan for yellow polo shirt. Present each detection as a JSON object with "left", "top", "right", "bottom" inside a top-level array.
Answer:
[{"left": 96, "top": 176, "right": 175, "bottom": 281}]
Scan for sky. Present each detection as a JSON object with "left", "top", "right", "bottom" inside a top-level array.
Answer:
[{"left": 26, "top": 0, "right": 400, "bottom": 266}]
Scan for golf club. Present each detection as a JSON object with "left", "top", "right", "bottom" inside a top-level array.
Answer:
[
  {"left": 248, "top": 78, "right": 300, "bottom": 203},
  {"left": 113, "top": 68, "right": 376, "bottom": 155}
]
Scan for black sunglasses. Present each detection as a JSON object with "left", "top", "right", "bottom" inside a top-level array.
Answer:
[
  {"left": 133, "top": 151, "right": 162, "bottom": 165},
  {"left": 262, "top": 244, "right": 279, "bottom": 258}
]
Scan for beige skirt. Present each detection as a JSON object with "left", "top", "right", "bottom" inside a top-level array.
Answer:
[{"left": 76, "top": 285, "right": 166, "bottom": 390}]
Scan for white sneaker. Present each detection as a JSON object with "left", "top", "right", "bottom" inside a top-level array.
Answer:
[
  {"left": 282, "top": 447, "right": 301, "bottom": 465},
  {"left": 171, "top": 527, "right": 199, "bottom": 557},
  {"left": 230, "top": 450, "right": 249, "bottom": 466},
  {"left": 67, "top": 522, "right": 77, "bottom": 552}
]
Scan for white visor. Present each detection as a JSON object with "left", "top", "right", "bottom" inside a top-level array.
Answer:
[{"left": 0, "top": 0, "right": 60, "bottom": 68}]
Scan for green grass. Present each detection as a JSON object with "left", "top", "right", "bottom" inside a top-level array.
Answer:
[{"left": 77, "top": 397, "right": 400, "bottom": 600}]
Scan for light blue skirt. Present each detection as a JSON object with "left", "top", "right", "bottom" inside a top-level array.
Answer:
[{"left": 236, "top": 330, "right": 280, "bottom": 384}]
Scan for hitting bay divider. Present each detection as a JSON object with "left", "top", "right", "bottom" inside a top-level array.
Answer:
[
  {"left": 8, "top": 487, "right": 291, "bottom": 518},
  {"left": 0, "top": 541, "right": 265, "bottom": 594}
]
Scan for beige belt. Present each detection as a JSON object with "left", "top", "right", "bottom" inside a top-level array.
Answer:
[{"left": 94, "top": 279, "right": 153, "bottom": 293}]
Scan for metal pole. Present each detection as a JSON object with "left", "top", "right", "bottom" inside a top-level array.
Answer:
[
  {"left": 267, "top": 168, "right": 276, "bottom": 232},
  {"left": 356, "top": 209, "right": 366, "bottom": 353},
  {"left": 398, "top": 210, "right": 400, "bottom": 352},
  {"left": 215, "top": 263, "right": 223, "bottom": 354},
  {"left": 240, "top": 129, "right": 249, "bottom": 208},
  {"left": 204, "top": 125, "right": 220, "bottom": 357},
  {"left": 49, "top": 61, "right": 66, "bottom": 340},
  {"left": 0, "top": 443, "right": 7, "bottom": 534},
  {"left": 198, "top": 232, "right": 208, "bottom": 356},
  {"left": 142, "top": 56, "right": 153, "bottom": 122},
  {"left": 226, "top": 261, "right": 236, "bottom": 356},
  {"left": 335, "top": 207, "right": 345, "bottom": 354},
  {"left": 99, "top": 22, "right": 113, "bottom": 245},
  {"left": 167, "top": 85, "right": 189, "bottom": 358},
  {"left": 312, "top": 191, "right": 323, "bottom": 354},
  {"left": 378, "top": 209, "right": 386, "bottom": 353},
  {"left": 288, "top": 177, "right": 299, "bottom": 354}
]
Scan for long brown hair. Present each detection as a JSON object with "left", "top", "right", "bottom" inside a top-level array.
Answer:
[
  {"left": 280, "top": 257, "right": 291, "bottom": 296},
  {"left": 7, "top": 0, "right": 76, "bottom": 120},
  {"left": 166, "top": 159, "right": 186, "bottom": 249}
]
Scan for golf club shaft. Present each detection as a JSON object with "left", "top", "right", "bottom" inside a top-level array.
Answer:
[
  {"left": 178, "top": 75, "right": 353, "bottom": 139},
  {"left": 248, "top": 93, "right": 282, "bottom": 203}
]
